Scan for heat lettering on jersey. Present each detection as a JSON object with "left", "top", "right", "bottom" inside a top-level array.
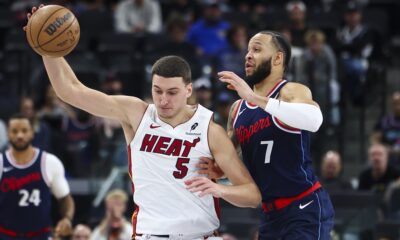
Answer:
[
  {"left": 140, "top": 134, "right": 201, "bottom": 157},
  {"left": 0, "top": 172, "right": 41, "bottom": 192},
  {"left": 235, "top": 116, "right": 271, "bottom": 144}
]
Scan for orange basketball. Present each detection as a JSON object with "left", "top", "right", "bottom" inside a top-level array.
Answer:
[{"left": 26, "top": 5, "right": 80, "bottom": 58}]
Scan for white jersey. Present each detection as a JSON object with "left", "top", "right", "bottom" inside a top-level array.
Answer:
[{"left": 129, "top": 104, "right": 219, "bottom": 235}]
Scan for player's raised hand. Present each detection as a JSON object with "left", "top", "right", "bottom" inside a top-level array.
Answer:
[
  {"left": 185, "top": 176, "right": 225, "bottom": 198},
  {"left": 22, "top": 4, "right": 45, "bottom": 31},
  {"left": 196, "top": 157, "right": 224, "bottom": 180},
  {"left": 218, "top": 71, "right": 255, "bottom": 103}
]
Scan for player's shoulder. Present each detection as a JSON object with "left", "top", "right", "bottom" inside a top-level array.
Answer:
[
  {"left": 280, "top": 82, "right": 312, "bottom": 99},
  {"left": 43, "top": 152, "right": 63, "bottom": 166}
]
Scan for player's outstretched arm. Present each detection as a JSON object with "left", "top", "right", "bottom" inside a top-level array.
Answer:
[
  {"left": 24, "top": 6, "right": 146, "bottom": 124},
  {"left": 188, "top": 122, "right": 261, "bottom": 208},
  {"left": 42, "top": 57, "right": 147, "bottom": 123},
  {"left": 218, "top": 71, "right": 323, "bottom": 132}
]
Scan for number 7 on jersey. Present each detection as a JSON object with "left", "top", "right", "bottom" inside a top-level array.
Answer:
[{"left": 261, "top": 140, "right": 274, "bottom": 164}]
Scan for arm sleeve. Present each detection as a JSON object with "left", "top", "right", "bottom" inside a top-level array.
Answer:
[
  {"left": 265, "top": 98, "right": 323, "bottom": 132},
  {"left": 45, "top": 153, "right": 70, "bottom": 199}
]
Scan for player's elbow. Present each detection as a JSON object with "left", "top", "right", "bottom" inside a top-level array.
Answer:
[
  {"left": 307, "top": 109, "right": 323, "bottom": 132},
  {"left": 249, "top": 185, "right": 262, "bottom": 208}
]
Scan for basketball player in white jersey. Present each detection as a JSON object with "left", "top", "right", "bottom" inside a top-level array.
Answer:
[{"left": 25, "top": 7, "right": 261, "bottom": 239}]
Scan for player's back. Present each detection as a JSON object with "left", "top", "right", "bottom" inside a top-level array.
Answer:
[
  {"left": 0, "top": 149, "right": 52, "bottom": 238},
  {"left": 233, "top": 80, "right": 318, "bottom": 202},
  {"left": 129, "top": 104, "right": 219, "bottom": 234}
]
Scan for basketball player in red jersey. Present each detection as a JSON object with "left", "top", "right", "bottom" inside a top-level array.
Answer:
[{"left": 24, "top": 6, "right": 261, "bottom": 239}]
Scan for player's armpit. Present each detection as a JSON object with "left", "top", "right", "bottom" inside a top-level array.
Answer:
[{"left": 208, "top": 122, "right": 261, "bottom": 208}]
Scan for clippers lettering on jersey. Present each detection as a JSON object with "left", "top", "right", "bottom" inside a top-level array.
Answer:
[
  {"left": 0, "top": 172, "right": 41, "bottom": 192},
  {"left": 235, "top": 116, "right": 271, "bottom": 144},
  {"left": 140, "top": 134, "right": 201, "bottom": 157}
]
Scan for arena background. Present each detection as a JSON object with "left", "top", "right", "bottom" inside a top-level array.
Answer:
[{"left": 1, "top": 0, "right": 400, "bottom": 239}]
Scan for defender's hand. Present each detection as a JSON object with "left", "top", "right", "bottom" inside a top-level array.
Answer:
[
  {"left": 218, "top": 71, "right": 255, "bottom": 103},
  {"left": 196, "top": 157, "right": 224, "bottom": 180}
]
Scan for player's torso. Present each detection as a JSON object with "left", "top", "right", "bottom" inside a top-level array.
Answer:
[
  {"left": 233, "top": 80, "right": 317, "bottom": 201},
  {"left": 129, "top": 104, "right": 219, "bottom": 234},
  {"left": 0, "top": 149, "right": 52, "bottom": 236}
]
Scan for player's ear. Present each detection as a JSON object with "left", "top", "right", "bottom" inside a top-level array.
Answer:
[
  {"left": 186, "top": 83, "right": 193, "bottom": 98},
  {"left": 273, "top": 51, "right": 284, "bottom": 67}
]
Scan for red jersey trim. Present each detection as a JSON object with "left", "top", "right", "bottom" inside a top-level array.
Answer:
[{"left": 272, "top": 117, "right": 301, "bottom": 134}]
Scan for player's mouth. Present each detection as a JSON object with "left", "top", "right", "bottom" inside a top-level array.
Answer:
[{"left": 245, "top": 62, "right": 254, "bottom": 70}]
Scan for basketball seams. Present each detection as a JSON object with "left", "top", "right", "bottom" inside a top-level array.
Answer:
[
  {"left": 35, "top": 6, "right": 65, "bottom": 47},
  {"left": 35, "top": 17, "right": 78, "bottom": 49}
]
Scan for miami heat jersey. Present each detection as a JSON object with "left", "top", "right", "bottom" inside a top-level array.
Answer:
[
  {"left": 0, "top": 149, "right": 52, "bottom": 238},
  {"left": 129, "top": 104, "right": 219, "bottom": 234},
  {"left": 233, "top": 80, "right": 318, "bottom": 202}
]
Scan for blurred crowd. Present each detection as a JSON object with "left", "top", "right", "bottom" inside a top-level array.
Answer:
[{"left": 1, "top": 0, "right": 400, "bottom": 239}]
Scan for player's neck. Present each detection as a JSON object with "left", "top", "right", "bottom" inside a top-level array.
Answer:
[
  {"left": 10, "top": 146, "right": 36, "bottom": 165},
  {"left": 254, "top": 74, "right": 283, "bottom": 97},
  {"left": 159, "top": 105, "right": 196, "bottom": 128}
]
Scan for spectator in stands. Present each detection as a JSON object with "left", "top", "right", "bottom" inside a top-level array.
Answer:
[
  {"left": 372, "top": 91, "right": 400, "bottom": 165},
  {"left": 98, "top": 74, "right": 126, "bottom": 168},
  {"left": 20, "top": 96, "right": 52, "bottom": 151},
  {"left": 217, "top": 24, "right": 248, "bottom": 79},
  {"left": 358, "top": 144, "right": 400, "bottom": 193},
  {"left": 320, "top": 150, "right": 353, "bottom": 192},
  {"left": 157, "top": 15, "right": 202, "bottom": 78},
  {"left": 300, "top": 29, "right": 340, "bottom": 127},
  {"left": 221, "top": 232, "right": 238, "bottom": 240},
  {"left": 71, "top": 224, "right": 92, "bottom": 240},
  {"left": 228, "top": 0, "right": 267, "bottom": 14},
  {"left": 0, "top": 118, "right": 7, "bottom": 151},
  {"left": 62, "top": 107, "right": 99, "bottom": 177},
  {"left": 215, "top": 91, "right": 235, "bottom": 129},
  {"left": 280, "top": 27, "right": 304, "bottom": 83},
  {"left": 286, "top": 0, "right": 309, "bottom": 48},
  {"left": 38, "top": 85, "right": 68, "bottom": 130},
  {"left": 336, "top": 1, "right": 375, "bottom": 106},
  {"left": 90, "top": 189, "right": 132, "bottom": 240},
  {"left": 161, "top": 0, "right": 200, "bottom": 24},
  {"left": 193, "top": 77, "right": 213, "bottom": 110},
  {"left": 186, "top": 0, "right": 230, "bottom": 60},
  {"left": 114, "top": 0, "right": 162, "bottom": 34}
]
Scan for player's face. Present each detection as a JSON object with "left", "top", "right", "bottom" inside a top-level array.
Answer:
[
  {"left": 8, "top": 119, "right": 34, "bottom": 152},
  {"left": 245, "top": 34, "right": 276, "bottom": 85},
  {"left": 152, "top": 74, "right": 192, "bottom": 119}
]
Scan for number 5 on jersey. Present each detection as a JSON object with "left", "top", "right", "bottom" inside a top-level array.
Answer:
[
  {"left": 261, "top": 140, "right": 274, "bottom": 164},
  {"left": 173, "top": 157, "right": 190, "bottom": 179}
]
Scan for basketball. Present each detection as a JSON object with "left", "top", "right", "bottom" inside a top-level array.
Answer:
[{"left": 26, "top": 5, "right": 80, "bottom": 58}]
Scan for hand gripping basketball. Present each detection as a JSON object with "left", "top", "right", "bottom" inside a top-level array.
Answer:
[{"left": 24, "top": 4, "right": 80, "bottom": 57}]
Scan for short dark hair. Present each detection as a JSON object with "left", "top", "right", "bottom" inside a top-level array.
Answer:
[
  {"left": 8, "top": 113, "right": 33, "bottom": 128},
  {"left": 151, "top": 56, "right": 192, "bottom": 85},
  {"left": 259, "top": 31, "right": 292, "bottom": 71}
]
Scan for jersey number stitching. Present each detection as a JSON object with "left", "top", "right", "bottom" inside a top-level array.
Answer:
[
  {"left": 173, "top": 157, "right": 190, "bottom": 179},
  {"left": 261, "top": 140, "right": 274, "bottom": 164},
  {"left": 19, "top": 189, "right": 41, "bottom": 207}
]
